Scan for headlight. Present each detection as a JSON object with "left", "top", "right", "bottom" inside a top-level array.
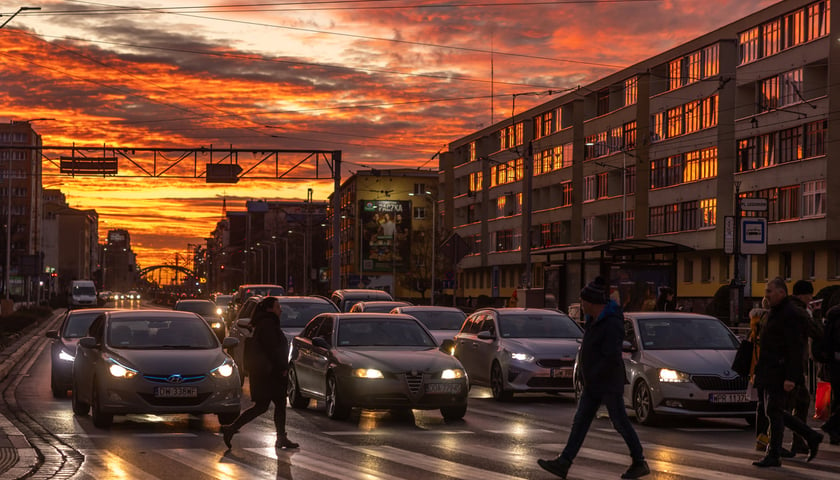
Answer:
[
  {"left": 210, "top": 322, "right": 223, "bottom": 330},
  {"left": 352, "top": 368, "right": 384, "bottom": 379},
  {"left": 211, "top": 359, "right": 235, "bottom": 378},
  {"left": 58, "top": 349, "right": 75, "bottom": 362},
  {"left": 216, "top": 307, "right": 224, "bottom": 316},
  {"left": 659, "top": 368, "right": 691, "bottom": 383},
  {"left": 510, "top": 352, "right": 535, "bottom": 362},
  {"left": 108, "top": 359, "right": 138, "bottom": 378},
  {"left": 441, "top": 369, "right": 464, "bottom": 379}
]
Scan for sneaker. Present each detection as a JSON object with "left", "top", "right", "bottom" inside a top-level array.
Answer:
[
  {"left": 537, "top": 457, "right": 571, "bottom": 479},
  {"left": 752, "top": 455, "right": 781, "bottom": 467},
  {"left": 621, "top": 460, "right": 650, "bottom": 479}
]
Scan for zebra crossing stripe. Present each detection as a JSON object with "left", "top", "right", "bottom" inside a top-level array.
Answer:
[
  {"left": 77, "top": 450, "right": 162, "bottom": 480},
  {"left": 447, "top": 442, "right": 621, "bottom": 479},
  {"left": 246, "top": 447, "right": 405, "bottom": 480},
  {"left": 349, "top": 445, "right": 527, "bottom": 480},
  {"left": 695, "top": 443, "right": 840, "bottom": 479},
  {"left": 156, "top": 448, "right": 274, "bottom": 479}
]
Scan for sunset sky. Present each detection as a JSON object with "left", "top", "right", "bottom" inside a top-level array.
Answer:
[{"left": 0, "top": 0, "right": 777, "bottom": 268}]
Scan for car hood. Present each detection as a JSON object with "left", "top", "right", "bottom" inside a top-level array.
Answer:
[
  {"left": 336, "top": 348, "right": 461, "bottom": 373},
  {"left": 111, "top": 348, "right": 228, "bottom": 375},
  {"left": 501, "top": 338, "right": 580, "bottom": 358},
  {"left": 640, "top": 349, "right": 736, "bottom": 375},
  {"left": 429, "top": 330, "right": 458, "bottom": 345}
]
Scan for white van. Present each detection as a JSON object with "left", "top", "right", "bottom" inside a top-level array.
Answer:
[{"left": 69, "top": 280, "right": 98, "bottom": 309}]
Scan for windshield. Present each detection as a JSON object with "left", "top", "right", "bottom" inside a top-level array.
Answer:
[
  {"left": 215, "top": 295, "right": 233, "bottom": 306},
  {"left": 280, "top": 303, "right": 337, "bottom": 328},
  {"left": 242, "top": 286, "right": 285, "bottom": 300},
  {"left": 337, "top": 318, "right": 436, "bottom": 347},
  {"left": 498, "top": 313, "right": 582, "bottom": 339},
  {"left": 407, "top": 310, "right": 466, "bottom": 330},
  {"left": 107, "top": 317, "right": 218, "bottom": 349},
  {"left": 361, "top": 302, "right": 407, "bottom": 313},
  {"left": 63, "top": 312, "right": 101, "bottom": 338},
  {"left": 73, "top": 286, "right": 96, "bottom": 296},
  {"left": 176, "top": 301, "right": 218, "bottom": 316},
  {"left": 638, "top": 317, "right": 739, "bottom": 350}
]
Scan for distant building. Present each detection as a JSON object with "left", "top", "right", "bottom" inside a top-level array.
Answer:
[{"left": 103, "top": 229, "right": 136, "bottom": 292}]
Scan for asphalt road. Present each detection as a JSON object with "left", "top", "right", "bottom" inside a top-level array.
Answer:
[{"left": 5, "top": 305, "right": 840, "bottom": 479}]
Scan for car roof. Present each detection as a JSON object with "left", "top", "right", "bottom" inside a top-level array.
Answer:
[
  {"left": 473, "top": 307, "right": 569, "bottom": 315},
  {"left": 624, "top": 312, "right": 720, "bottom": 321},
  {"left": 271, "top": 295, "right": 333, "bottom": 304},
  {"left": 333, "top": 289, "right": 392, "bottom": 296},
  {"left": 66, "top": 308, "right": 117, "bottom": 316},
  {"left": 394, "top": 306, "right": 463, "bottom": 313},
  {"left": 176, "top": 299, "right": 213, "bottom": 304},
  {"left": 331, "top": 312, "right": 419, "bottom": 321},
  {"left": 106, "top": 309, "right": 200, "bottom": 320}
]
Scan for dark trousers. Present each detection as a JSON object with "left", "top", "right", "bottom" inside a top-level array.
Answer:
[
  {"left": 761, "top": 386, "right": 819, "bottom": 457},
  {"left": 787, "top": 384, "right": 811, "bottom": 450},
  {"left": 755, "top": 391, "right": 769, "bottom": 439},
  {"left": 228, "top": 397, "right": 288, "bottom": 437},
  {"left": 560, "top": 389, "right": 644, "bottom": 463}
]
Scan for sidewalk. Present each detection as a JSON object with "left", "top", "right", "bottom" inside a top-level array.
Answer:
[{"left": 0, "top": 311, "right": 62, "bottom": 479}]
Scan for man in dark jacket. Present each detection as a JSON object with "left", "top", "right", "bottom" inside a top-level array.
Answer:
[
  {"left": 752, "top": 277, "right": 822, "bottom": 467},
  {"left": 538, "top": 276, "right": 649, "bottom": 479},
  {"left": 820, "top": 306, "right": 840, "bottom": 444}
]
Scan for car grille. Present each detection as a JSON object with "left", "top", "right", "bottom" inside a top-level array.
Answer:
[
  {"left": 527, "top": 377, "right": 574, "bottom": 389},
  {"left": 139, "top": 392, "right": 212, "bottom": 406},
  {"left": 537, "top": 359, "right": 574, "bottom": 368},
  {"left": 691, "top": 375, "right": 748, "bottom": 391},
  {"left": 404, "top": 374, "right": 423, "bottom": 395},
  {"left": 143, "top": 375, "right": 206, "bottom": 384}
]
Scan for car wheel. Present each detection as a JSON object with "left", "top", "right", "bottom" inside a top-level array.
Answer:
[
  {"left": 440, "top": 404, "right": 467, "bottom": 421},
  {"left": 633, "top": 380, "right": 657, "bottom": 426},
  {"left": 71, "top": 381, "right": 89, "bottom": 416},
  {"left": 91, "top": 381, "right": 113, "bottom": 429},
  {"left": 287, "top": 367, "right": 309, "bottom": 409},
  {"left": 217, "top": 412, "right": 239, "bottom": 425},
  {"left": 490, "top": 362, "right": 513, "bottom": 402},
  {"left": 573, "top": 372, "right": 583, "bottom": 403},
  {"left": 325, "top": 375, "right": 351, "bottom": 420}
]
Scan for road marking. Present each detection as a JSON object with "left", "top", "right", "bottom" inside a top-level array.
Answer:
[
  {"left": 349, "top": 445, "right": 527, "bottom": 480},
  {"left": 157, "top": 448, "right": 274, "bottom": 479},
  {"left": 134, "top": 433, "right": 199, "bottom": 438},
  {"left": 697, "top": 443, "right": 840, "bottom": 478},
  {"left": 323, "top": 430, "right": 473, "bottom": 436},
  {"left": 77, "top": 450, "right": 162, "bottom": 480},
  {"left": 448, "top": 442, "right": 622, "bottom": 478},
  {"left": 247, "top": 447, "right": 405, "bottom": 480},
  {"left": 485, "top": 428, "right": 554, "bottom": 434}
]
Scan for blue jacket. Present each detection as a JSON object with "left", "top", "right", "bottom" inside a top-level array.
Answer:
[{"left": 580, "top": 300, "right": 627, "bottom": 394}]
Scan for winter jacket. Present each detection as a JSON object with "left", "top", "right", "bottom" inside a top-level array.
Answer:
[
  {"left": 579, "top": 300, "right": 627, "bottom": 395},
  {"left": 754, "top": 296, "right": 808, "bottom": 389},
  {"left": 249, "top": 309, "right": 290, "bottom": 402}
]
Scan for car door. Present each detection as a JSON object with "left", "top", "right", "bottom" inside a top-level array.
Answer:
[
  {"left": 74, "top": 314, "right": 106, "bottom": 404},
  {"left": 309, "top": 317, "right": 335, "bottom": 398},
  {"left": 622, "top": 317, "right": 642, "bottom": 404},
  {"left": 454, "top": 313, "right": 482, "bottom": 379},
  {"left": 292, "top": 317, "right": 323, "bottom": 396},
  {"left": 473, "top": 315, "right": 500, "bottom": 384}
]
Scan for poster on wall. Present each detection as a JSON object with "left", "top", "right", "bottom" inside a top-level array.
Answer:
[{"left": 360, "top": 200, "right": 411, "bottom": 272}]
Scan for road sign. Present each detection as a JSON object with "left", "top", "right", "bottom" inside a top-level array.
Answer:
[
  {"left": 739, "top": 198, "right": 768, "bottom": 212},
  {"left": 741, "top": 218, "right": 767, "bottom": 255},
  {"left": 724, "top": 216, "right": 735, "bottom": 254},
  {"left": 206, "top": 163, "right": 242, "bottom": 183}
]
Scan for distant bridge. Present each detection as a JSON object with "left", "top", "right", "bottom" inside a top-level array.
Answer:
[{"left": 137, "top": 265, "right": 197, "bottom": 282}]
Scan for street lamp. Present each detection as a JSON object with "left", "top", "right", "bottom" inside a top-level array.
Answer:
[{"left": 410, "top": 191, "right": 437, "bottom": 305}]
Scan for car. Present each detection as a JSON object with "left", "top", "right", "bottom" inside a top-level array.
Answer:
[
  {"left": 389, "top": 305, "right": 466, "bottom": 346},
  {"left": 174, "top": 299, "right": 227, "bottom": 341},
  {"left": 453, "top": 307, "right": 583, "bottom": 401},
  {"left": 348, "top": 300, "right": 412, "bottom": 313},
  {"left": 288, "top": 313, "right": 468, "bottom": 420},
  {"left": 329, "top": 289, "right": 393, "bottom": 312},
  {"left": 71, "top": 309, "right": 241, "bottom": 428},
  {"left": 228, "top": 295, "right": 340, "bottom": 381},
  {"left": 227, "top": 296, "right": 264, "bottom": 381},
  {"left": 46, "top": 308, "right": 117, "bottom": 398},
  {"left": 213, "top": 294, "right": 234, "bottom": 320},
  {"left": 126, "top": 290, "right": 141, "bottom": 301},
  {"left": 596, "top": 311, "right": 756, "bottom": 425},
  {"left": 69, "top": 280, "right": 98, "bottom": 309}
]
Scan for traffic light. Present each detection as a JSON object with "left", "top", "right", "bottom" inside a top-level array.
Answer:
[{"left": 220, "top": 264, "right": 225, "bottom": 271}]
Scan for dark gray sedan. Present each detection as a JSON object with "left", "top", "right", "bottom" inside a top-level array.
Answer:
[
  {"left": 71, "top": 310, "right": 241, "bottom": 428},
  {"left": 288, "top": 313, "right": 468, "bottom": 421}
]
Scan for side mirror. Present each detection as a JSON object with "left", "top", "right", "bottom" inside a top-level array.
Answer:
[
  {"left": 236, "top": 318, "right": 251, "bottom": 329},
  {"left": 439, "top": 339, "right": 456, "bottom": 355},
  {"left": 312, "top": 337, "right": 330, "bottom": 349},
  {"left": 46, "top": 330, "right": 59, "bottom": 339},
  {"left": 78, "top": 337, "right": 98, "bottom": 349},
  {"left": 476, "top": 330, "right": 496, "bottom": 340},
  {"left": 222, "top": 337, "right": 239, "bottom": 349},
  {"left": 622, "top": 340, "right": 636, "bottom": 352}
]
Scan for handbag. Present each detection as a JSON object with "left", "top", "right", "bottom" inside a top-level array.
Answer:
[{"left": 731, "top": 339, "right": 753, "bottom": 378}]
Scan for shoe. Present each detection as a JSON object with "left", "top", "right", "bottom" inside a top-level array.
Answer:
[
  {"left": 537, "top": 457, "right": 571, "bottom": 479},
  {"left": 221, "top": 425, "right": 236, "bottom": 450},
  {"left": 755, "top": 433, "right": 769, "bottom": 451},
  {"left": 791, "top": 442, "right": 809, "bottom": 455},
  {"left": 276, "top": 436, "right": 300, "bottom": 449},
  {"left": 779, "top": 448, "right": 795, "bottom": 458},
  {"left": 752, "top": 455, "right": 781, "bottom": 467},
  {"left": 621, "top": 460, "right": 650, "bottom": 479},
  {"left": 807, "top": 433, "right": 823, "bottom": 462}
]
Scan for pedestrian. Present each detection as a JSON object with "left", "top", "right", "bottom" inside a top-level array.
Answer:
[
  {"left": 783, "top": 279, "right": 824, "bottom": 457},
  {"left": 819, "top": 305, "right": 840, "bottom": 444},
  {"left": 221, "top": 296, "right": 299, "bottom": 450},
  {"left": 538, "top": 276, "right": 649, "bottom": 479},
  {"left": 752, "top": 277, "right": 822, "bottom": 467},
  {"left": 748, "top": 297, "right": 770, "bottom": 451},
  {"left": 654, "top": 287, "right": 676, "bottom": 312}
]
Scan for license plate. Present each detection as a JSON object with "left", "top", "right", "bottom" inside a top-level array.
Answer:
[
  {"left": 154, "top": 386, "right": 198, "bottom": 398},
  {"left": 551, "top": 367, "right": 573, "bottom": 378},
  {"left": 425, "top": 383, "right": 462, "bottom": 394},
  {"left": 709, "top": 392, "right": 749, "bottom": 403}
]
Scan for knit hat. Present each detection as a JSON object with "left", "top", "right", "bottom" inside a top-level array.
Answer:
[
  {"left": 792, "top": 280, "right": 814, "bottom": 296},
  {"left": 580, "top": 276, "right": 609, "bottom": 304}
]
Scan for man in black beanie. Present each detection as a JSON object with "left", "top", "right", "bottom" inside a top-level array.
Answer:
[{"left": 538, "top": 276, "right": 649, "bottom": 479}]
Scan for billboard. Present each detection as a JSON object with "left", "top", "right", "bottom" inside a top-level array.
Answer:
[{"left": 360, "top": 200, "right": 411, "bottom": 272}]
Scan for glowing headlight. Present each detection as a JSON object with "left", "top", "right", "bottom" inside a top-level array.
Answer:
[
  {"left": 441, "top": 369, "right": 464, "bottom": 379},
  {"left": 510, "top": 352, "right": 535, "bottom": 362},
  {"left": 353, "top": 368, "right": 384, "bottom": 379},
  {"left": 58, "top": 349, "right": 75, "bottom": 362},
  {"left": 659, "top": 368, "right": 691, "bottom": 383},
  {"left": 211, "top": 360, "right": 235, "bottom": 378},
  {"left": 216, "top": 307, "right": 224, "bottom": 316},
  {"left": 210, "top": 322, "right": 223, "bottom": 330},
  {"left": 108, "top": 359, "right": 138, "bottom": 378}
]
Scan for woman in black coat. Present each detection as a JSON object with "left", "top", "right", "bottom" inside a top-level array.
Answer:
[{"left": 222, "top": 296, "right": 299, "bottom": 450}]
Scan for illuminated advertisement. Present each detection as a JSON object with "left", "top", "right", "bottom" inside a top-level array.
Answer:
[{"left": 360, "top": 200, "right": 411, "bottom": 272}]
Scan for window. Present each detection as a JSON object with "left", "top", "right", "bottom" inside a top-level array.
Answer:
[
  {"left": 623, "top": 121, "right": 637, "bottom": 150},
  {"left": 780, "top": 251, "right": 792, "bottom": 280},
  {"left": 777, "top": 185, "right": 799, "bottom": 220},
  {"left": 700, "top": 199, "right": 716, "bottom": 228},
  {"left": 651, "top": 112, "right": 666, "bottom": 142},
  {"left": 701, "top": 256, "right": 712, "bottom": 283},
  {"left": 680, "top": 200, "right": 698, "bottom": 231},
  {"left": 667, "top": 106, "right": 683, "bottom": 137},
  {"left": 499, "top": 122, "right": 524, "bottom": 150},
  {"left": 702, "top": 95, "right": 718, "bottom": 128},
  {"left": 596, "top": 88, "right": 610, "bottom": 116},
  {"left": 804, "top": 249, "right": 816, "bottom": 279},
  {"left": 720, "top": 256, "right": 730, "bottom": 283},
  {"left": 624, "top": 77, "right": 638, "bottom": 106},
  {"left": 685, "top": 101, "right": 702, "bottom": 134},
  {"left": 413, "top": 183, "right": 427, "bottom": 195},
  {"left": 780, "top": 69, "right": 803, "bottom": 107},
  {"left": 760, "top": 76, "right": 780, "bottom": 111},
  {"left": 650, "top": 206, "right": 665, "bottom": 235},
  {"left": 806, "top": 1, "right": 830, "bottom": 41},
  {"left": 625, "top": 210, "right": 635, "bottom": 238},
  {"left": 802, "top": 179, "right": 826, "bottom": 217},
  {"left": 683, "top": 258, "right": 694, "bottom": 283},
  {"left": 414, "top": 206, "right": 427, "bottom": 220},
  {"left": 608, "top": 212, "right": 623, "bottom": 240},
  {"left": 625, "top": 165, "right": 636, "bottom": 195},
  {"left": 561, "top": 143, "right": 574, "bottom": 168},
  {"left": 561, "top": 182, "right": 573, "bottom": 206},
  {"left": 469, "top": 142, "right": 476, "bottom": 162},
  {"left": 669, "top": 58, "right": 683, "bottom": 90},
  {"left": 784, "top": 9, "right": 805, "bottom": 48},
  {"left": 536, "top": 110, "right": 554, "bottom": 139},
  {"left": 583, "top": 175, "right": 596, "bottom": 202},
  {"left": 583, "top": 217, "right": 594, "bottom": 243},
  {"left": 805, "top": 120, "right": 827, "bottom": 158},
  {"left": 687, "top": 51, "right": 701, "bottom": 84},
  {"left": 703, "top": 44, "right": 719, "bottom": 77},
  {"left": 739, "top": 26, "right": 760, "bottom": 64},
  {"left": 762, "top": 19, "right": 781, "bottom": 57},
  {"left": 597, "top": 172, "right": 609, "bottom": 199}
]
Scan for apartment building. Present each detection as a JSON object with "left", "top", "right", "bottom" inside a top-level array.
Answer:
[{"left": 439, "top": 0, "right": 834, "bottom": 316}]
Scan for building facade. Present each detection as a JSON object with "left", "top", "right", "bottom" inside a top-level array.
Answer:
[{"left": 440, "top": 0, "right": 835, "bottom": 318}]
